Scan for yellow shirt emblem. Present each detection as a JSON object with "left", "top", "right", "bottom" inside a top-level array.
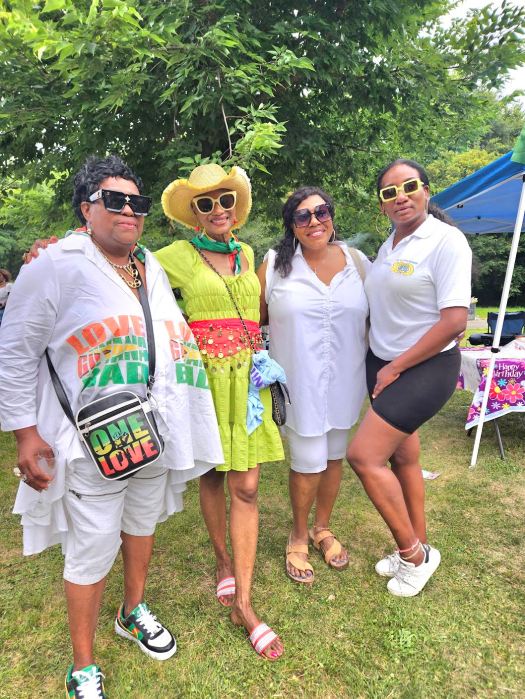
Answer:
[{"left": 391, "top": 260, "right": 415, "bottom": 276}]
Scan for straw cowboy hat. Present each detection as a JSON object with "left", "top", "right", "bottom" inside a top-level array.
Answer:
[{"left": 162, "top": 164, "right": 252, "bottom": 229}]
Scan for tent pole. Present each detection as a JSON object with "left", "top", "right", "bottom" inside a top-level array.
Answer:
[{"left": 470, "top": 176, "right": 525, "bottom": 468}]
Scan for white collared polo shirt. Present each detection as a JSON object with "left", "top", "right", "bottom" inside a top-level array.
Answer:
[{"left": 366, "top": 214, "right": 472, "bottom": 361}]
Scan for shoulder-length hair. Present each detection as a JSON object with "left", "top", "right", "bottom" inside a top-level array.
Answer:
[{"left": 274, "top": 186, "right": 338, "bottom": 277}]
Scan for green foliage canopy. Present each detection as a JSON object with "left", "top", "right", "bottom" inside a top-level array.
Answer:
[{"left": 1, "top": 0, "right": 524, "bottom": 295}]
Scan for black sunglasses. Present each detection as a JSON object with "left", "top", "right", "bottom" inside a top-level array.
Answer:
[
  {"left": 292, "top": 203, "right": 333, "bottom": 228},
  {"left": 88, "top": 189, "right": 152, "bottom": 216}
]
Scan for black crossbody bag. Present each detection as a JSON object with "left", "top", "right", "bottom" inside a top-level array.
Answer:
[{"left": 46, "top": 281, "right": 164, "bottom": 481}]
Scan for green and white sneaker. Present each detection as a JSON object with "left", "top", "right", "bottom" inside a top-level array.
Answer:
[
  {"left": 65, "top": 664, "right": 106, "bottom": 699},
  {"left": 114, "top": 602, "right": 177, "bottom": 660}
]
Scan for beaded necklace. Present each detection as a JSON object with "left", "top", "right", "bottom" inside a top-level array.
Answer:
[{"left": 93, "top": 241, "right": 142, "bottom": 288}]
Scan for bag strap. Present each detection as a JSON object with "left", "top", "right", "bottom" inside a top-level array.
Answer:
[
  {"left": 348, "top": 247, "right": 366, "bottom": 283},
  {"left": 190, "top": 242, "right": 258, "bottom": 353},
  {"left": 347, "top": 246, "right": 370, "bottom": 344},
  {"left": 45, "top": 352, "right": 76, "bottom": 426},
  {"left": 45, "top": 261, "right": 156, "bottom": 423},
  {"left": 137, "top": 277, "right": 156, "bottom": 391}
]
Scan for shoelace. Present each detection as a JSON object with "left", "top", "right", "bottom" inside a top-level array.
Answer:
[
  {"left": 392, "top": 558, "right": 419, "bottom": 588},
  {"left": 386, "top": 552, "right": 400, "bottom": 571},
  {"left": 72, "top": 667, "right": 105, "bottom": 699},
  {"left": 135, "top": 603, "right": 162, "bottom": 636}
]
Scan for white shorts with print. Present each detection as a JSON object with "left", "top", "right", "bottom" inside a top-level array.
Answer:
[{"left": 62, "top": 458, "right": 168, "bottom": 585}]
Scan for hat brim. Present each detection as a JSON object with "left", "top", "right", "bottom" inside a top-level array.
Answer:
[{"left": 162, "top": 166, "right": 252, "bottom": 229}]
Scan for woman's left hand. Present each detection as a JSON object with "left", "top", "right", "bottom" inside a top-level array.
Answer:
[
  {"left": 14, "top": 427, "right": 55, "bottom": 492},
  {"left": 372, "top": 362, "right": 401, "bottom": 400}
]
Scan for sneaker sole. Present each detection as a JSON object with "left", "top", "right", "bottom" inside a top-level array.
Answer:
[
  {"left": 387, "top": 551, "right": 441, "bottom": 598},
  {"left": 114, "top": 619, "right": 177, "bottom": 660}
]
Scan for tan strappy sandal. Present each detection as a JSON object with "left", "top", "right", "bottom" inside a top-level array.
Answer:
[
  {"left": 285, "top": 539, "right": 315, "bottom": 584},
  {"left": 309, "top": 528, "right": 349, "bottom": 571}
]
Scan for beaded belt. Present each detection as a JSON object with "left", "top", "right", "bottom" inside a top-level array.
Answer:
[{"left": 189, "top": 318, "right": 262, "bottom": 359}]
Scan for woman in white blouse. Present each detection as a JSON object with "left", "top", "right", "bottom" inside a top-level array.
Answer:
[
  {"left": 257, "top": 187, "right": 370, "bottom": 584},
  {"left": 0, "top": 155, "right": 222, "bottom": 697}
]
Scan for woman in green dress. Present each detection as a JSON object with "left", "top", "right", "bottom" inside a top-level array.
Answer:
[{"left": 157, "top": 164, "right": 284, "bottom": 660}]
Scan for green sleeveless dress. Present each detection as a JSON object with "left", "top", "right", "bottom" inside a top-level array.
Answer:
[{"left": 154, "top": 240, "right": 284, "bottom": 471}]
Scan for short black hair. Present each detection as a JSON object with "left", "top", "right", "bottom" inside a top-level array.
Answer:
[
  {"left": 72, "top": 155, "right": 144, "bottom": 224},
  {"left": 274, "top": 186, "right": 338, "bottom": 278}
]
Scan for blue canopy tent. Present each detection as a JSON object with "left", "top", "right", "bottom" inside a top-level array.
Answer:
[
  {"left": 432, "top": 150, "right": 525, "bottom": 234},
  {"left": 431, "top": 132, "right": 525, "bottom": 467}
]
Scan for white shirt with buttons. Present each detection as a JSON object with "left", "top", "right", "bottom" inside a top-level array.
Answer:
[
  {"left": 365, "top": 214, "right": 472, "bottom": 361},
  {"left": 265, "top": 242, "right": 370, "bottom": 436}
]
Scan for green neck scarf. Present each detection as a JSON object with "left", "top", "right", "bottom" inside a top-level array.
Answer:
[{"left": 191, "top": 232, "right": 242, "bottom": 275}]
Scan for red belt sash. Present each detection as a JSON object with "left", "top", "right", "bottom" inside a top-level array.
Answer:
[{"left": 189, "top": 318, "right": 262, "bottom": 358}]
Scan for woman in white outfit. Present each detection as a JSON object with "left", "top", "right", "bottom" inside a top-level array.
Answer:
[
  {"left": 0, "top": 156, "right": 222, "bottom": 698},
  {"left": 258, "top": 186, "right": 370, "bottom": 584}
]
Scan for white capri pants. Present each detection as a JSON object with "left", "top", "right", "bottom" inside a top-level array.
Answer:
[
  {"left": 285, "top": 427, "right": 350, "bottom": 474},
  {"left": 63, "top": 458, "right": 168, "bottom": 585}
]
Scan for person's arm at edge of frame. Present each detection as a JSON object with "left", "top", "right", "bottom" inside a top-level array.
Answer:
[{"left": 23, "top": 235, "right": 60, "bottom": 263}]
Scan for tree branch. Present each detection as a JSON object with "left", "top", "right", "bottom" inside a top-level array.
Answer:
[{"left": 217, "top": 71, "right": 232, "bottom": 160}]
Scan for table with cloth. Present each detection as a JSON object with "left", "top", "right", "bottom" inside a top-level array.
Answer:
[{"left": 458, "top": 339, "right": 525, "bottom": 429}]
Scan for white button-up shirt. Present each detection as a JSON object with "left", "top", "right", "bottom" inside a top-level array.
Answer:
[
  {"left": 0, "top": 233, "right": 223, "bottom": 555},
  {"left": 265, "top": 242, "right": 370, "bottom": 436}
]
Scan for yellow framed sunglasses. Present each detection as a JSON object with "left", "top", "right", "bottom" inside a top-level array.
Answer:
[{"left": 379, "top": 178, "right": 425, "bottom": 202}]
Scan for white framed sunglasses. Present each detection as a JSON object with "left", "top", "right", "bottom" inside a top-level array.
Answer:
[
  {"left": 379, "top": 178, "right": 426, "bottom": 202},
  {"left": 193, "top": 191, "right": 237, "bottom": 214}
]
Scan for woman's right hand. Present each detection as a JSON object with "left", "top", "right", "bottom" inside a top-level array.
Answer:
[
  {"left": 23, "top": 236, "right": 59, "bottom": 264},
  {"left": 14, "top": 427, "right": 55, "bottom": 491}
]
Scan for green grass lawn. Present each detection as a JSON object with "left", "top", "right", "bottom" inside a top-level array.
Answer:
[{"left": 1, "top": 389, "right": 524, "bottom": 698}]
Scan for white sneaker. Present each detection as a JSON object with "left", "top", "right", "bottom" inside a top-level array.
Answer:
[
  {"left": 375, "top": 551, "right": 400, "bottom": 577},
  {"left": 387, "top": 545, "right": 441, "bottom": 597}
]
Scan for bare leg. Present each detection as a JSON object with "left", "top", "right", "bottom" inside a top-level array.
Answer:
[
  {"left": 347, "top": 408, "right": 424, "bottom": 566},
  {"left": 228, "top": 467, "right": 283, "bottom": 660},
  {"left": 65, "top": 578, "right": 106, "bottom": 670},
  {"left": 390, "top": 432, "right": 427, "bottom": 544},
  {"left": 313, "top": 458, "right": 348, "bottom": 566},
  {"left": 287, "top": 469, "right": 320, "bottom": 580},
  {"left": 199, "top": 469, "right": 234, "bottom": 605},
  {"left": 121, "top": 533, "right": 154, "bottom": 615}
]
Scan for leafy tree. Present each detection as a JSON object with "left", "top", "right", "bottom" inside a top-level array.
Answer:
[
  {"left": 469, "top": 234, "right": 525, "bottom": 305},
  {"left": 1, "top": 0, "right": 524, "bottom": 273},
  {"left": 426, "top": 100, "right": 525, "bottom": 305}
]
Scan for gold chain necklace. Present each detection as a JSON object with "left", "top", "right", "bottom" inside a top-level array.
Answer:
[{"left": 93, "top": 242, "right": 142, "bottom": 289}]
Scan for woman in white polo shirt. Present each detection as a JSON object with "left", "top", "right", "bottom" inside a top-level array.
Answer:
[{"left": 346, "top": 159, "right": 471, "bottom": 597}]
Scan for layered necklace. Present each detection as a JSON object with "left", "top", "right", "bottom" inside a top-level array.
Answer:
[{"left": 93, "top": 241, "right": 142, "bottom": 288}]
